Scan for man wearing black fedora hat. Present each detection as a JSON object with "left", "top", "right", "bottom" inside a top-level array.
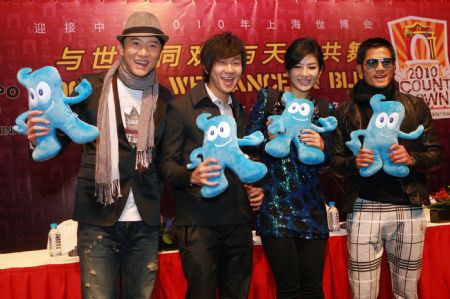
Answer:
[{"left": 26, "top": 11, "right": 172, "bottom": 298}]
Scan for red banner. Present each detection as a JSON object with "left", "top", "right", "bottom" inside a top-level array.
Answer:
[{"left": 1, "top": 0, "right": 449, "bottom": 252}]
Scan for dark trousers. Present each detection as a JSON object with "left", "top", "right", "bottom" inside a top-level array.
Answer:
[
  {"left": 176, "top": 224, "right": 253, "bottom": 299},
  {"left": 261, "top": 236, "right": 327, "bottom": 299}
]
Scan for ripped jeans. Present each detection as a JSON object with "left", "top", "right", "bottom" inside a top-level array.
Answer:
[{"left": 77, "top": 221, "right": 159, "bottom": 299}]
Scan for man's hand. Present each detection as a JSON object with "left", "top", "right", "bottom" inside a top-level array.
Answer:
[
  {"left": 190, "top": 157, "right": 221, "bottom": 186},
  {"left": 244, "top": 185, "right": 264, "bottom": 211},
  {"left": 300, "top": 129, "right": 324, "bottom": 150},
  {"left": 26, "top": 110, "right": 50, "bottom": 145},
  {"left": 355, "top": 148, "right": 374, "bottom": 168},
  {"left": 388, "top": 144, "right": 415, "bottom": 166}
]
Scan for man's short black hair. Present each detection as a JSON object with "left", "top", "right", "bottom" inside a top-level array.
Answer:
[{"left": 356, "top": 37, "right": 396, "bottom": 64}]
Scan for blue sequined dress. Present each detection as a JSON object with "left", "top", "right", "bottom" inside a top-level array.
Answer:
[{"left": 246, "top": 88, "right": 332, "bottom": 240}]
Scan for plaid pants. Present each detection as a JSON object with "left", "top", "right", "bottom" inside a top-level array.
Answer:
[{"left": 347, "top": 198, "right": 426, "bottom": 299}]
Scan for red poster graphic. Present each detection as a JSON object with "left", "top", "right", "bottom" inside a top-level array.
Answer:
[{"left": 389, "top": 16, "right": 450, "bottom": 119}]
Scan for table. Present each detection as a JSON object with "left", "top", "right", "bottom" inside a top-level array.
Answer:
[{"left": 1, "top": 223, "right": 450, "bottom": 299}]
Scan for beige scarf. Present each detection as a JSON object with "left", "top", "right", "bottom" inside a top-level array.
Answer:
[{"left": 95, "top": 59, "right": 159, "bottom": 205}]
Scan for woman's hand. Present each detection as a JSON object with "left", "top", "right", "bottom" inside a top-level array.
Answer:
[{"left": 299, "top": 129, "right": 324, "bottom": 150}]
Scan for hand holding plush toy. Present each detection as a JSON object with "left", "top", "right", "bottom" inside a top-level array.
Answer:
[
  {"left": 265, "top": 92, "right": 337, "bottom": 165},
  {"left": 187, "top": 113, "right": 268, "bottom": 198},
  {"left": 345, "top": 94, "right": 424, "bottom": 177},
  {"left": 14, "top": 66, "right": 99, "bottom": 161}
]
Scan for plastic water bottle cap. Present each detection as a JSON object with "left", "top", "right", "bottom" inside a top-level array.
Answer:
[
  {"left": 50, "top": 223, "right": 58, "bottom": 229},
  {"left": 329, "top": 201, "right": 336, "bottom": 206}
]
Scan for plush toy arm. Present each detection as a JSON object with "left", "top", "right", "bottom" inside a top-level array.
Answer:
[
  {"left": 345, "top": 129, "right": 367, "bottom": 155},
  {"left": 186, "top": 147, "right": 204, "bottom": 169},
  {"left": 312, "top": 116, "right": 338, "bottom": 133},
  {"left": 238, "top": 131, "right": 265, "bottom": 146},
  {"left": 267, "top": 115, "right": 284, "bottom": 134},
  {"left": 63, "top": 79, "right": 93, "bottom": 105},
  {"left": 398, "top": 125, "right": 424, "bottom": 140},
  {"left": 311, "top": 123, "right": 325, "bottom": 133},
  {"left": 13, "top": 111, "right": 29, "bottom": 135}
]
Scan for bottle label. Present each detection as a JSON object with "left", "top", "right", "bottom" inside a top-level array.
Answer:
[{"left": 49, "top": 229, "right": 62, "bottom": 257}]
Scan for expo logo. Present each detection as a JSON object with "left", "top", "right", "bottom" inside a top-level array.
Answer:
[
  {"left": 388, "top": 16, "right": 450, "bottom": 119},
  {"left": 0, "top": 84, "right": 20, "bottom": 99}
]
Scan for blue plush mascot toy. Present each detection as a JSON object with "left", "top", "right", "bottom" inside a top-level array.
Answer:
[
  {"left": 345, "top": 94, "right": 424, "bottom": 177},
  {"left": 187, "top": 113, "right": 268, "bottom": 198},
  {"left": 265, "top": 92, "right": 337, "bottom": 165},
  {"left": 13, "top": 66, "right": 99, "bottom": 161}
]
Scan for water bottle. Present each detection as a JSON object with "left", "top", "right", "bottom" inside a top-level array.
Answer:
[
  {"left": 48, "top": 223, "right": 61, "bottom": 257},
  {"left": 327, "top": 202, "right": 340, "bottom": 232}
]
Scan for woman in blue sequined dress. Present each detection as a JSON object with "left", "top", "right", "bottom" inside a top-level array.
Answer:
[{"left": 246, "top": 37, "right": 333, "bottom": 299}]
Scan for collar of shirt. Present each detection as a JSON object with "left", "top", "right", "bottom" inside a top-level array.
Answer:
[{"left": 204, "top": 82, "right": 233, "bottom": 114}]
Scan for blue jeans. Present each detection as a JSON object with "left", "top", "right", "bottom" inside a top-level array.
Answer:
[{"left": 77, "top": 221, "right": 159, "bottom": 299}]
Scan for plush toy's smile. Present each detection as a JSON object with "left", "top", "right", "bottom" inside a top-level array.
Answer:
[
  {"left": 380, "top": 132, "right": 394, "bottom": 138},
  {"left": 292, "top": 116, "right": 308, "bottom": 121},
  {"left": 215, "top": 139, "right": 232, "bottom": 147},
  {"left": 44, "top": 101, "right": 55, "bottom": 114}
]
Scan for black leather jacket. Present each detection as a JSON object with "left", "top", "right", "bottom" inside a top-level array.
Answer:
[{"left": 331, "top": 91, "right": 442, "bottom": 213}]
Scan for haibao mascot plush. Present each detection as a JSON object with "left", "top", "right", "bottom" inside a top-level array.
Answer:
[
  {"left": 345, "top": 94, "right": 424, "bottom": 177},
  {"left": 13, "top": 66, "right": 99, "bottom": 161},
  {"left": 187, "top": 113, "right": 268, "bottom": 198},
  {"left": 265, "top": 92, "right": 337, "bottom": 165}
]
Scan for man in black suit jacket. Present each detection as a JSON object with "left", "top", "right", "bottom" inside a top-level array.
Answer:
[
  {"left": 26, "top": 12, "right": 172, "bottom": 299},
  {"left": 160, "top": 32, "right": 264, "bottom": 299}
]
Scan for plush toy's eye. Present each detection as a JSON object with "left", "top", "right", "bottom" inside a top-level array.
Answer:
[
  {"left": 207, "top": 125, "right": 219, "bottom": 141},
  {"left": 287, "top": 103, "right": 300, "bottom": 113},
  {"left": 298, "top": 103, "right": 311, "bottom": 116},
  {"left": 28, "top": 88, "right": 38, "bottom": 106},
  {"left": 218, "top": 121, "right": 231, "bottom": 138},
  {"left": 387, "top": 113, "right": 400, "bottom": 129},
  {"left": 35, "top": 81, "right": 51, "bottom": 104},
  {"left": 375, "top": 112, "right": 388, "bottom": 128}
]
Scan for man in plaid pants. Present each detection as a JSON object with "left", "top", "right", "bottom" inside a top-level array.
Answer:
[{"left": 331, "top": 37, "right": 442, "bottom": 298}]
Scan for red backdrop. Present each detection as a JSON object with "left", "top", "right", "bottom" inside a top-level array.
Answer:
[{"left": 0, "top": 0, "right": 449, "bottom": 252}]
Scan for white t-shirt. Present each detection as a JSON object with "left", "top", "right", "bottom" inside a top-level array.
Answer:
[{"left": 116, "top": 79, "right": 143, "bottom": 222}]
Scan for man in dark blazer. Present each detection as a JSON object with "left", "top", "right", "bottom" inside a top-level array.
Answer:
[
  {"left": 160, "top": 32, "right": 264, "bottom": 299},
  {"left": 26, "top": 12, "right": 172, "bottom": 299}
]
